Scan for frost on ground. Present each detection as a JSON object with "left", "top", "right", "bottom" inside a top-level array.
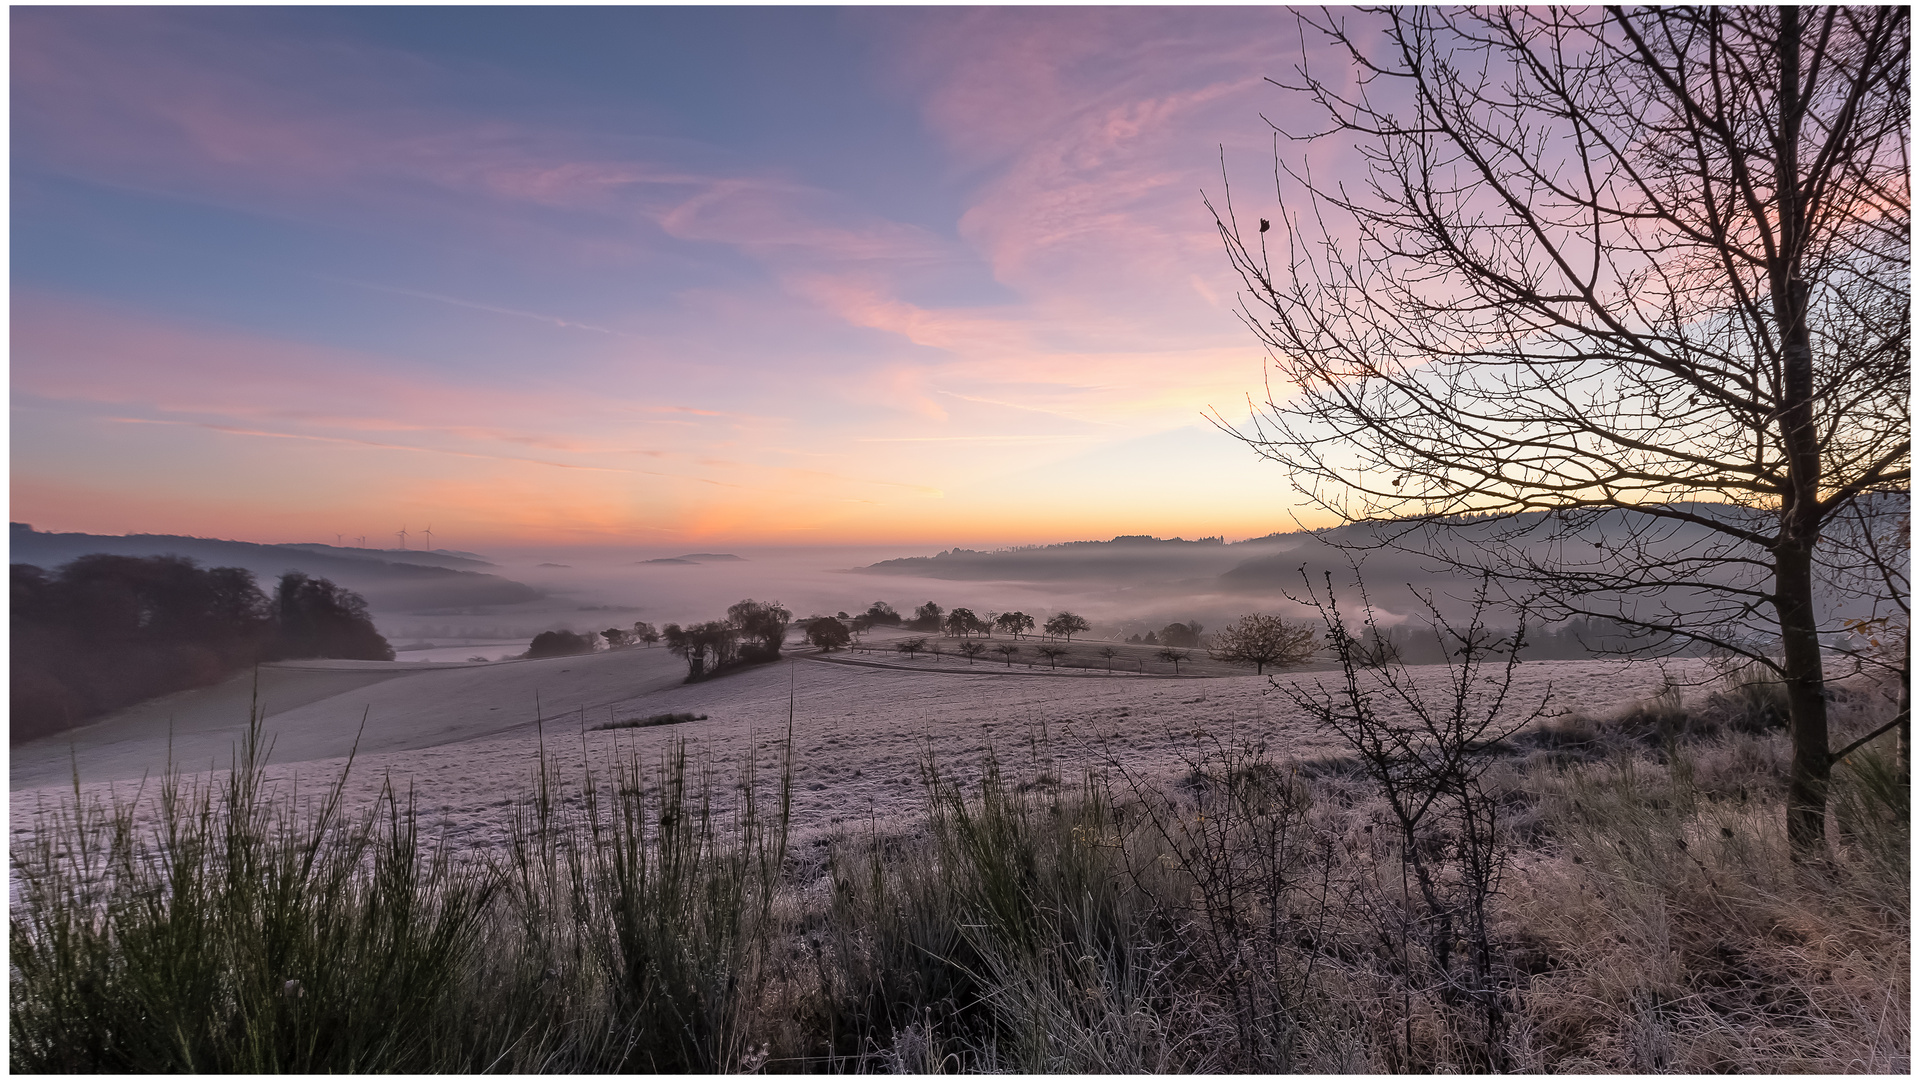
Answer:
[{"left": 11, "top": 650, "right": 1703, "bottom": 857}]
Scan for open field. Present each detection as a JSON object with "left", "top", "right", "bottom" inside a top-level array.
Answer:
[
  {"left": 12, "top": 635, "right": 1906, "bottom": 1072},
  {"left": 13, "top": 636, "right": 1695, "bottom": 850}
]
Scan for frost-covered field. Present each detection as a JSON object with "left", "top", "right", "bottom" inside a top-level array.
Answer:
[{"left": 11, "top": 646, "right": 1705, "bottom": 856}]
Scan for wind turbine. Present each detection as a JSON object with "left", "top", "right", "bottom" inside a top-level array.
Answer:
[
  {"left": 396, "top": 526, "right": 409, "bottom": 550},
  {"left": 421, "top": 525, "right": 434, "bottom": 551}
]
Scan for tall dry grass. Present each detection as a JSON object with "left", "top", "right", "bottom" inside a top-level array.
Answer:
[{"left": 12, "top": 673, "right": 1908, "bottom": 1072}]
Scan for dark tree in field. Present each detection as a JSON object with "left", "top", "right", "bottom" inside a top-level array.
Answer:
[
  {"left": 1216, "top": 7, "right": 1909, "bottom": 853},
  {"left": 274, "top": 572, "right": 394, "bottom": 661},
  {"left": 944, "top": 607, "right": 989, "bottom": 637},
  {"left": 805, "top": 617, "right": 851, "bottom": 652},
  {"left": 632, "top": 620, "right": 660, "bottom": 647},
  {"left": 602, "top": 627, "right": 633, "bottom": 650},
  {"left": 995, "top": 611, "right": 1035, "bottom": 639},
  {"left": 1044, "top": 612, "right": 1091, "bottom": 641},
  {"left": 727, "top": 599, "right": 792, "bottom": 658},
  {"left": 896, "top": 638, "right": 928, "bottom": 660},
  {"left": 1098, "top": 646, "right": 1120, "bottom": 672},
  {"left": 1159, "top": 621, "right": 1204, "bottom": 649},
  {"left": 1035, "top": 644, "right": 1068, "bottom": 669},
  {"left": 663, "top": 621, "right": 738, "bottom": 678},
  {"left": 994, "top": 643, "right": 1021, "bottom": 667},
  {"left": 909, "top": 601, "right": 944, "bottom": 632},
  {"left": 1157, "top": 647, "right": 1191, "bottom": 675},
  {"left": 527, "top": 630, "right": 596, "bottom": 659},
  {"left": 1211, "top": 614, "right": 1318, "bottom": 675},
  {"left": 959, "top": 640, "right": 987, "bottom": 664}
]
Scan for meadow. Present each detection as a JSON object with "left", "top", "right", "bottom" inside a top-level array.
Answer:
[{"left": 10, "top": 625, "right": 1908, "bottom": 1072}]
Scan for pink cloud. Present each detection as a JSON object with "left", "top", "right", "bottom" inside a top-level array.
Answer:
[{"left": 8, "top": 294, "right": 764, "bottom": 462}]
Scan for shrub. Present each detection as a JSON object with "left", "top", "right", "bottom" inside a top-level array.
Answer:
[
  {"left": 805, "top": 617, "right": 851, "bottom": 652},
  {"left": 524, "top": 629, "right": 596, "bottom": 659}
]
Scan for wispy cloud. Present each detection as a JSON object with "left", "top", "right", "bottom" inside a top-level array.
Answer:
[
  {"left": 12, "top": 8, "right": 1330, "bottom": 545},
  {"left": 330, "top": 278, "right": 623, "bottom": 334}
]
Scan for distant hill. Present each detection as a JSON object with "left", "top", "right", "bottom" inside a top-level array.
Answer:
[
  {"left": 854, "top": 533, "right": 1298, "bottom": 583},
  {"left": 638, "top": 553, "right": 745, "bottom": 565},
  {"left": 275, "top": 542, "right": 495, "bottom": 570},
  {"left": 10, "top": 524, "right": 542, "bottom": 613},
  {"left": 850, "top": 503, "right": 1905, "bottom": 627}
]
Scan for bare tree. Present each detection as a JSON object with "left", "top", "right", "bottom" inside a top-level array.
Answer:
[
  {"left": 1097, "top": 645, "right": 1120, "bottom": 672},
  {"left": 993, "top": 643, "right": 1021, "bottom": 667},
  {"left": 1035, "top": 644, "right": 1068, "bottom": 670},
  {"left": 1158, "top": 647, "right": 1192, "bottom": 675},
  {"left": 958, "top": 640, "right": 987, "bottom": 665},
  {"left": 896, "top": 638, "right": 927, "bottom": 661},
  {"left": 1215, "top": 7, "right": 1909, "bottom": 853},
  {"left": 1210, "top": 613, "right": 1318, "bottom": 674},
  {"left": 1044, "top": 612, "right": 1091, "bottom": 642},
  {"left": 1279, "top": 571, "right": 1552, "bottom": 1062}
]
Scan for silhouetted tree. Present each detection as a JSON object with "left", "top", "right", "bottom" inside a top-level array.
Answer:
[
  {"left": 864, "top": 600, "right": 903, "bottom": 626},
  {"left": 908, "top": 601, "right": 944, "bottom": 632},
  {"left": 1036, "top": 644, "right": 1068, "bottom": 669},
  {"left": 959, "top": 641, "right": 987, "bottom": 664},
  {"left": 663, "top": 621, "right": 738, "bottom": 679},
  {"left": 806, "top": 617, "right": 851, "bottom": 652},
  {"left": 944, "top": 607, "right": 989, "bottom": 637},
  {"left": 1044, "top": 612, "right": 1090, "bottom": 641},
  {"left": 1158, "top": 621, "right": 1204, "bottom": 649},
  {"left": 1098, "top": 646, "right": 1120, "bottom": 672},
  {"left": 632, "top": 620, "right": 660, "bottom": 647},
  {"left": 527, "top": 630, "right": 596, "bottom": 659},
  {"left": 1216, "top": 6, "right": 1910, "bottom": 853},
  {"left": 994, "top": 611, "right": 1035, "bottom": 639},
  {"left": 602, "top": 627, "right": 634, "bottom": 650},
  {"left": 1211, "top": 614, "right": 1318, "bottom": 674},
  {"left": 896, "top": 638, "right": 927, "bottom": 660},
  {"left": 1157, "top": 647, "right": 1191, "bottom": 674},
  {"left": 273, "top": 572, "right": 394, "bottom": 661},
  {"left": 993, "top": 643, "right": 1021, "bottom": 667},
  {"left": 727, "top": 599, "right": 792, "bottom": 659}
]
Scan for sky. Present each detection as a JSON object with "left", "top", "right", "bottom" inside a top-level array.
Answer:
[{"left": 12, "top": 6, "right": 1367, "bottom": 552}]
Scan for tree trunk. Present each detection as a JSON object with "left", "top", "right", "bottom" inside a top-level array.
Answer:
[
  {"left": 1773, "top": 6, "right": 1832, "bottom": 860},
  {"left": 1776, "top": 542, "right": 1831, "bottom": 855}
]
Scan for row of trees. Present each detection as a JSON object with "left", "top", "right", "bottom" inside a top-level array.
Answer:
[
  {"left": 1127, "top": 621, "right": 1206, "bottom": 648},
  {"left": 520, "top": 620, "right": 669, "bottom": 659},
  {"left": 661, "top": 600, "right": 792, "bottom": 680},
  {"left": 821, "top": 601, "right": 1092, "bottom": 642},
  {"left": 13, "top": 555, "right": 392, "bottom": 741}
]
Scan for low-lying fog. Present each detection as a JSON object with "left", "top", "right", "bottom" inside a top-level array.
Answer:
[
  {"left": 379, "top": 534, "right": 1494, "bottom": 660},
  {"left": 382, "top": 499, "right": 1903, "bottom": 660}
]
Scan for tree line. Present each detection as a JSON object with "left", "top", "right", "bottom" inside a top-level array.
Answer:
[{"left": 12, "top": 555, "right": 392, "bottom": 742}]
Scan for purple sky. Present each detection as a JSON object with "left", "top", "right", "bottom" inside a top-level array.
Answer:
[{"left": 12, "top": 7, "right": 1372, "bottom": 550}]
